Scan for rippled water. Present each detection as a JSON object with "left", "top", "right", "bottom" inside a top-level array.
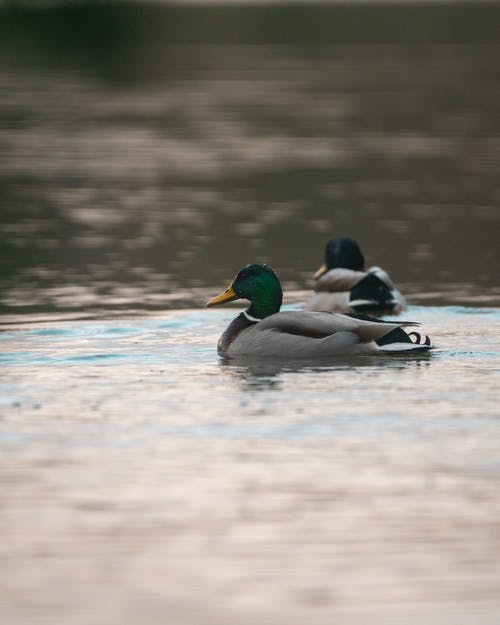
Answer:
[
  {"left": 1, "top": 2, "right": 500, "bottom": 624},
  {"left": 1, "top": 305, "right": 500, "bottom": 624},
  {"left": 1, "top": 3, "right": 500, "bottom": 314}
]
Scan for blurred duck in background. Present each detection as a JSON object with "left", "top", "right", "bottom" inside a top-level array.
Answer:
[
  {"left": 308, "top": 237, "right": 406, "bottom": 315},
  {"left": 207, "top": 263, "right": 430, "bottom": 357}
]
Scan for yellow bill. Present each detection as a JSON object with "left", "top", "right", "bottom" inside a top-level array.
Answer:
[
  {"left": 206, "top": 284, "right": 239, "bottom": 307},
  {"left": 313, "top": 263, "right": 328, "bottom": 279}
]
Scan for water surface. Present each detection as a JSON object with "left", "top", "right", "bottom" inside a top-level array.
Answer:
[
  {"left": 1, "top": 2, "right": 499, "bottom": 314},
  {"left": 1, "top": 3, "right": 500, "bottom": 624},
  {"left": 1, "top": 305, "right": 500, "bottom": 624}
]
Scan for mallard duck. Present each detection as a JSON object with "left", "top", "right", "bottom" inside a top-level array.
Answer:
[
  {"left": 308, "top": 237, "right": 406, "bottom": 315},
  {"left": 207, "top": 263, "right": 431, "bottom": 357}
]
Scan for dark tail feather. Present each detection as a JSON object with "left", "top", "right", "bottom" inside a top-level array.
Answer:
[
  {"left": 349, "top": 273, "right": 397, "bottom": 313},
  {"left": 377, "top": 327, "right": 433, "bottom": 352}
]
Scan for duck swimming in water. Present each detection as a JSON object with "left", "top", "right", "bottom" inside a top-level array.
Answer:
[
  {"left": 308, "top": 237, "right": 406, "bottom": 315},
  {"left": 207, "top": 263, "right": 430, "bottom": 358}
]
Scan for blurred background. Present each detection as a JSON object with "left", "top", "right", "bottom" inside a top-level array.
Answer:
[
  {"left": 2, "top": 5, "right": 500, "bottom": 625},
  {"left": 1, "top": 0, "right": 499, "bottom": 316}
]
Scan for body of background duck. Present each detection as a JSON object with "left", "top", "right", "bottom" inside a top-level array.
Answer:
[
  {"left": 308, "top": 237, "right": 406, "bottom": 315},
  {"left": 207, "top": 263, "right": 430, "bottom": 358}
]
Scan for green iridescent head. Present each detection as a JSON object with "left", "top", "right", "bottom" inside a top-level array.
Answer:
[{"left": 207, "top": 263, "right": 283, "bottom": 319}]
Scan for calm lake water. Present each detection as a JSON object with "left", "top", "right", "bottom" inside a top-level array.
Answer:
[{"left": 1, "top": 2, "right": 500, "bottom": 624}]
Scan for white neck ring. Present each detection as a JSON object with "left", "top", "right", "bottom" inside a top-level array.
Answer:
[{"left": 243, "top": 311, "right": 261, "bottom": 323}]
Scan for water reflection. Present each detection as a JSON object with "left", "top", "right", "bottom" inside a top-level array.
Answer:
[
  {"left": 1, "top": 304, "right": 499, "bottom": 625},
  {"left": 219, "top": 351, "right": 433, "bottom": 391},
  {"left": 1, "top": 7, "right": 500, "bottom": 625},
  {"left": 1, "top": 3, "right": 500, "bottom": 313}
]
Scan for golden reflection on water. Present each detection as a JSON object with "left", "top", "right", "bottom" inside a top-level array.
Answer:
[
  {"left": 1, "top": 307, "right": 500, "bottom": 624},
  {"left": 1, "top": 3, "right": 500, "bottom": 623},
  {"left": 1, "top": 14, "right": 500, "bottom": 313}
]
